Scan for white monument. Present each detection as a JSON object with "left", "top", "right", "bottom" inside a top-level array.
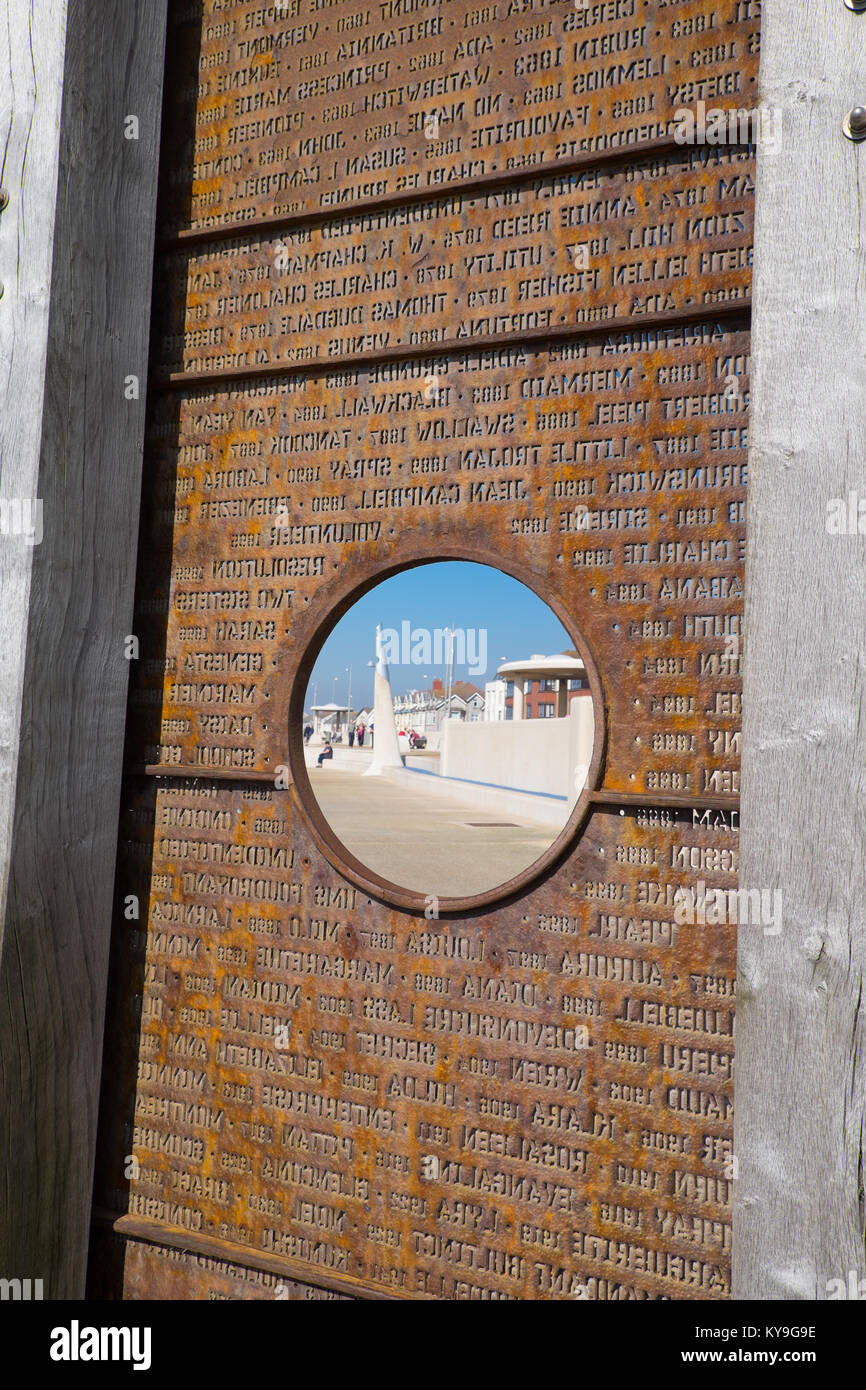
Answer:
[{"left": 363, "top": 624, "right": 404, "bottom": 776}]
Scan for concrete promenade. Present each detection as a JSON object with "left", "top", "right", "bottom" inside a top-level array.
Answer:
[{"left": 308, "top": 766, "right": 556, "bottom": 897}]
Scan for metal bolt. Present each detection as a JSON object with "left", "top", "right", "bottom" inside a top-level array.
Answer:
[
  {"left": 844, "top": 106, "right": 866, "bottom": 140},
  {"left": 0, "top": 190, "right": 8, "bottom": 212}
]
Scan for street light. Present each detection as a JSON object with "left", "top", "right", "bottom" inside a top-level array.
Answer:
[{"left": 445, "top": 624, "right": 455, "bottom": 721}]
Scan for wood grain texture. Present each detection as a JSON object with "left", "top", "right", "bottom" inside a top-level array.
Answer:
[
  {"left": 0, "top": 0, "right": 167, "bottom": 1297},
  {"left": 0, "top": 2, "right": 68, "bottom": 957},
  {"left": 734, "top": 8, "right": 866, "bottom": 1298}
]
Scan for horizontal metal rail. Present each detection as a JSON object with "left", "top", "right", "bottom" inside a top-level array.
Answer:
[
  {"left": 152, "top": 299, "right": 752, "bottom": 392},
  {"left": 156, "top": 133, "right": 756, "bottom": 254}
]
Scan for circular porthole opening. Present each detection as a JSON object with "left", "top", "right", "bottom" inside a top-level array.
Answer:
[{"left": 296, "top": 560, "right": 599, "bottom": 904}]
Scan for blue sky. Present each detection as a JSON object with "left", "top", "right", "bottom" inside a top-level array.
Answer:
[{"left": 305, "top": 561, "right": 572, "bottom": 710}]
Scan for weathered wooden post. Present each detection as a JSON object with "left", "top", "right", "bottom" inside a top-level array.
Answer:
[
  {"left": 734, "top": 1, "right": 866, "bottom": 1300},
  {"left": 0, "top": 0, "right": 167, "bottom": 1297}
]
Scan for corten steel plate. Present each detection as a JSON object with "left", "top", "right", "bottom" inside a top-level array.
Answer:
[
  {"left": 86, "top": 1231, "right": 355, "bottom": 1301},
  {"left": 89, "top": 0, "right": 755, "bottom": 1301},
  {"left": 159, "top": 0, "right": 761, "bottom": 236},
  {"left": 152, "top": 149, "right": 754, "bottom": 379}
]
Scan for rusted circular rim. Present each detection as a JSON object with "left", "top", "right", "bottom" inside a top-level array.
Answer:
[{"left": 286, "top": 545, "right": 607, "bottom": 917}]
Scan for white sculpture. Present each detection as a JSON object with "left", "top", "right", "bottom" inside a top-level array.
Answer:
[{"left": 363, "top": 624, "right": 404, "bottom": 777}]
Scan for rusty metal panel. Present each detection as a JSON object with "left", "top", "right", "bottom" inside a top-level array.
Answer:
[
  {"left": 120, "top": 1239, "right": 355, "bottom": 1300},
  {"left": 159, "top": 0, "right": 760, "bottom": 235},
  {"left": 127, "top": 327, "right": 748, "bottom": 801},
  {"left": 95, "top": 778, "right": 736, "bottom": 1300},
  {"left": 152, "top": 149, "right": 753, "bottom": 380},
  {"left": 91, "top": 0, "right": 755, "bottom": 1300}
]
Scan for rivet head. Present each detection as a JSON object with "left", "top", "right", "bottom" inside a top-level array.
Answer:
[
  {"left": 844, "top": 106, "right": 866, "bottom": 140},
  {"left": 0, "top": 190, "right": 8, "bottom": 213}
]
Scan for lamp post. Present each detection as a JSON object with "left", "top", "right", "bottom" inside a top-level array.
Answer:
[{"left": 445, "top": 625, "right": 454, "bottom": 725}]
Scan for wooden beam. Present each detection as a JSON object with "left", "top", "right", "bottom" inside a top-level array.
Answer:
[
  {"left": 0, "top": 0, "right": 167, "bottom": 1297},
  {"left": 734, "top": 6, "right": 866, "bottom": 1298},
  {"left": 0, "top": 5, "right": 68, "bottom": 942}
]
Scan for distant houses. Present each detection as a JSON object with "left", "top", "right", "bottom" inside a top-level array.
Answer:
[
  {"left": 309, "top": 652, "right": 591, "bottom": 738},
  {"left": 391, "top": 653, "right": 590, "bottom": 729},
  {"left": 392, "top": 677, "right": 485, "bottom": 733}
]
